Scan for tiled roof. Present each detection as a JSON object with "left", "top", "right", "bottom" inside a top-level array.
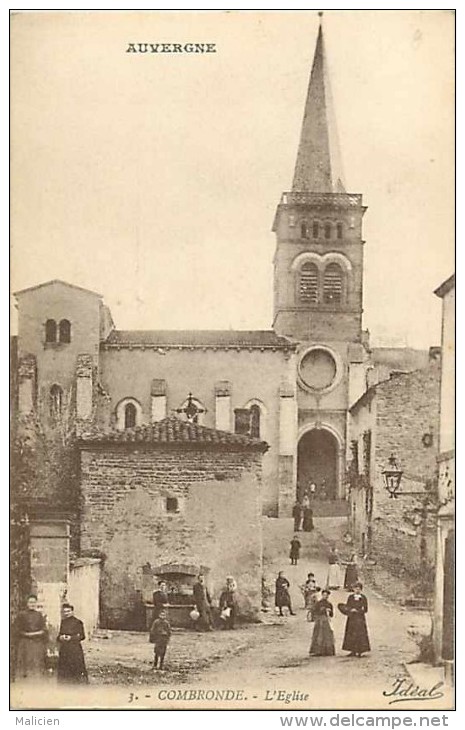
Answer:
[
  {"left": 103, "top": 330, "right": 294, "bottom": 350},
  {"left": 79, "top": 416, "right": 268, "bottom": 452}
]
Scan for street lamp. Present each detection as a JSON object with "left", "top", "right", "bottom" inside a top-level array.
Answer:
[
  {"left": 382, "top": 454, "right": 403, "bottom": 498},
  {"left": 382, "top": 455, "right": 439, "bottom": 598}
]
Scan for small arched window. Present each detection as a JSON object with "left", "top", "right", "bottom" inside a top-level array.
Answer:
[
  {"left": 324, "top": 222, "right": 332, "bottom": 240},
  {"left": 45, "top": 319, "right": 57, "bottom": 343},
  {"left": 300, "top": 221, "right": 308, "bottom": 239},
  {"left": 336, "top": 222, "right": 343, "bottom": 240},
  {"left": 50, "top": 384, "right": 63, "bottom": 421},
  {"left": 312, "top": 221, "right": 319, "bottom": 239},
  {"left": 59, "top": 319, "right": 71, "bottom": 343},
  {"left": 124, "top": 402, "right": 137, "bottom": 429},
  {"left": 116, "top": 398, "right": 142, "bottom": 430},
  {"left": 250, "top": 404, "right": 261, "bottom": 439},
  {"left": 323, "top": 263, "right": 343, "bottom": 304},
  {"left": 299, "top": 262, "right": 319, "bottom": 303}
]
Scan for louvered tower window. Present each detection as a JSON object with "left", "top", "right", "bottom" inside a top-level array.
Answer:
[
  {"left": 323, "top": 263, "right": 343, "bottom": 304},
  {"left": 299, "top": 263, "right": 319, "bottom": 303}
]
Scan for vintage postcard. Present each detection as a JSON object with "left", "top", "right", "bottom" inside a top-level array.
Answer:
[{"left": 10, "top": 10, "right": 455, "bottom": 711}]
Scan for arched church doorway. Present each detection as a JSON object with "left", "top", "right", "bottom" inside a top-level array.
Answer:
[{"left": 297, "top": 428, "right": 339, "bottom": 501}]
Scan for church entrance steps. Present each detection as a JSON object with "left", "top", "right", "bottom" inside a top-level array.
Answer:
[
  {"left": 310, "top": 499, "right": 348, "bottom": 517},
  {"left": 262, "top": 515, "right": 348, "bottom": 568}
]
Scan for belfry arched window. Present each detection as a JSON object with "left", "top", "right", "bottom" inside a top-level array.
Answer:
[
  {"left": 59, "top": 319, "right": 71, "bottom": 343},
  {"left": 45, "top": 319, "right": 57, "bottom": 343},
  {"left": 336, "top": 222, "right": 343, "bottom": 240},
  {"left": 323, "top": 263, "right": 343, "bottom": 304},
  {"left": 299, "top": 262, "right": 319, "bottom": 304},
  {"left": 50, "top": 384, "right": 63, "bottom": 421},
  {"left": 324, "top": 222, "right": 332, "bottom": 240},
  {"left": 300, "top": 221, "right": 308, "bottom": 239},
  {"left": 312, "top": 221, "right": 320, "bottom": 239}
]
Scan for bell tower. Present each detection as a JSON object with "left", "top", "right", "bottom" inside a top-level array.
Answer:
[
  {"left": 272, "top": 17, "right": 370, "bottom": 514},
  {"left": 272, "top": 19, "right": 366, "bottom": 344}
]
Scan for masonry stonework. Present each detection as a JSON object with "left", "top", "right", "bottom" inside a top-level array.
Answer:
[
  {"left": 349, "top": 362, "right": 440, "bottom": 586},
  {"left": 79, "top": 441, "right": 264, "bottom": 628}
]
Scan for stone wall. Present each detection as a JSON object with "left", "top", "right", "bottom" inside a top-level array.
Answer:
[
  {"left": 349, "top": 362, "right": 440, "bottom": 586},
  {"left": 374, "top": 364, "right": 440, "bottom": 484},
  {"left": 80, "top": 445, "right": 263, "bottom": 628}
]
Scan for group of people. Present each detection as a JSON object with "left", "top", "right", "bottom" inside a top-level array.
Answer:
[
  {"left": 292, "top": 493, "right": 314, "bottom": 533},
  {"left": 15, "top": 595, "right": 88, "bottom": 684},
  {"left": 274, "top": 543, "right": 369, "bottom": 659},
  {"left": 149, "top": 574, "right": 238, "bottom": 670},
  {"left": 309, "top": 582, "right": 371, "bottom": 658}
]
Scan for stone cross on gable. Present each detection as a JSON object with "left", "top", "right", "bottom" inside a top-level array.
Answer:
[{"left": 175, "top": 393, "right": 205, "bottom": 423}]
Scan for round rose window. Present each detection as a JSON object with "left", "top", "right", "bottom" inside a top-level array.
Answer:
[{"left": 299, "top": 348, "right": 337, "bottom": 390}]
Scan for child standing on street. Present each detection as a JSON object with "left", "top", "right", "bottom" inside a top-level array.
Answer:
[{"left": 149, "top": 608, "right": 171, "bottom": 670}]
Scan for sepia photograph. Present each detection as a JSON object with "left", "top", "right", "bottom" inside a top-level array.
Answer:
[{"left": 9, "top": 10, "right": 455, "bottom": 711}]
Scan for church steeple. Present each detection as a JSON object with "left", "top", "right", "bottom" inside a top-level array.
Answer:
[
  {"left": 292, "top": 18, "right": 345, "bottom": 193},
  {"left": 272, "top": 15, "right": 366, "bottom": 344}
]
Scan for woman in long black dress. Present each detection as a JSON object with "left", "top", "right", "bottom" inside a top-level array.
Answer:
[
  {"left": 309, "top": 590, "right": 335, "bottom": 656},
  {"left": 344, "top": 552, "right": 359, "bottom": 591},
  {"left": 275, "top": 572, "right": 296, "bottom": 616},
  {"left": 15, "top": 595, "right": 48, "bottom": 681},
  {"left": 341, "top": 582, "right": 370, "bottom": 657},
  {"left": 302, "top": 506, "right": 314, "bottom": 532},
  {"left": 57, "top": 604, "right": 88, "bottom": 683}
]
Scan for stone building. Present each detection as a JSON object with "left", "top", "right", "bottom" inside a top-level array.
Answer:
[
  {"left": 347, "top": 355, "right": 440, "bottom": 584},
  {"left": 433, "top": 274, "right": 455, "bottom": 664},
  {"left": 79, "top": 417, "right": 267, "bottom": 628}
]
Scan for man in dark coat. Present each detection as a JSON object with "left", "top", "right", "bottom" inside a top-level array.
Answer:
[
  {"left": 57, "top": 604, "right": 88, "bottom": 683},
  {"left": 290, "top": 535, "right": 301, "bottom": 565},
  {"left": 152, "top": 580, "right": 169, "bottom": 619},
  {"left": 292, "top": 500, "right": 303, "bottom": 532},
  {"left": 341, "top": 582, "right": 371, "bottom": 657},
  {"left": 193, "top": 574, "right": 213, "bottom": 630}
]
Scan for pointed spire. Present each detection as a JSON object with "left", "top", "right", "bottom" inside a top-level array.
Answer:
[{"left": 292, "top": 18, "right": 346, "bottom": 193}]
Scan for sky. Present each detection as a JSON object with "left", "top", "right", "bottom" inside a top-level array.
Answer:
[{"left": 10, "top": 10, "right": 454, "bottom": 348}]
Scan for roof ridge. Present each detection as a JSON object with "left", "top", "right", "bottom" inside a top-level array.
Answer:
[
  {"left": 14, "top": 279, "right": 102, "bottom": 298},
  {"left": 79, "top": 415, "right": 269, "bottom": 451}
]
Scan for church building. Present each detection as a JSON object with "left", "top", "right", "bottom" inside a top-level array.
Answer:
[{"left": 13, "top": 20, "right": 405, "bottom": 627}]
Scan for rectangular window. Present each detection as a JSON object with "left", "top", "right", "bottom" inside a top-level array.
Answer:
[{"left": 166, "top": 497, "right": 179, "bottom": 513}]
